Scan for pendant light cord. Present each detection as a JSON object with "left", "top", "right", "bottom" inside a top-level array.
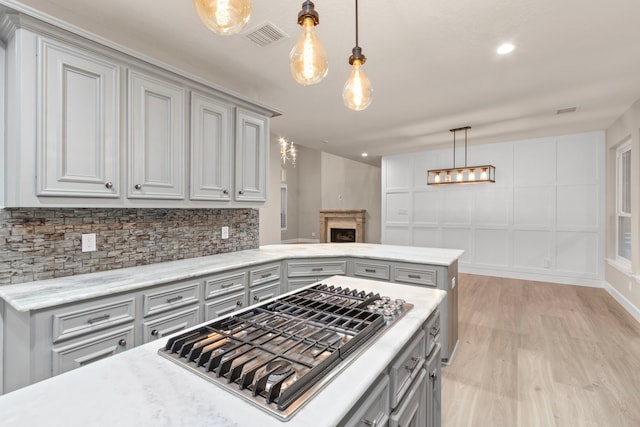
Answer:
[{"left": 355, "top": 0, "right": 359, "bottom": 47}]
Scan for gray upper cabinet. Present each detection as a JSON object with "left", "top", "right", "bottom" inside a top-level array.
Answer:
[
  {"left": 235, "top": 108, "right": 268, "bottom": 202},
  {"left": 0, "top": 13, "right": 277, "bottom": 208},
  {"left": 190, "top": 92, "right": 233, "bottom": 201},
  {"left": 128, "top": 70, "right": 186, "bottom": 200},
  {"left": 38, "top": 37, "right": 120, "bottom": 198}
]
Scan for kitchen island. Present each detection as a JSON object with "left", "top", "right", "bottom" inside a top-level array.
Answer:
[{"left": 0, "top": 276, "right": 445, "bottom": 427}]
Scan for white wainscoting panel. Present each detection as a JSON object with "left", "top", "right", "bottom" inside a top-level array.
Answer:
[
  {"left": 475, "top": 229, "right": 509, "bottom": 267},
  {"left": 556, "top": 231, "right": 599, "bottom": 274},
  {"left": 513, "top": 186, "right": 555, "bottom": 227},
  {"left": 512, "top": 230, "right": 552, "bottom": 270},
  {"left": 382, "top": 131, "right": 605, "bottom": 286},
  {"left": 556, "top": 185, "right": 599, "bottom": 228},
  {"left": 413, "top": 191, "right": 439, "bottom": 224}
]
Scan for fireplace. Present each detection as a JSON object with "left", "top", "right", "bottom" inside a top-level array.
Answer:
[
  {"left": 319, "top": 209, "right": 366, "bottom": 243},
  {"left": 330, "top": 228, "right": 356, "bottom": 243}
]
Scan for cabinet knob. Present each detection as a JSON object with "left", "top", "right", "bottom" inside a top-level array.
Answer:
[
  {"left": 134, "top": 184, "right": 142, "bottom": 190},
  {"left": 253, "top": 295, "right": 259, "bottom": 301},
  {"left": 151, "top": 329, "right": 159, "bottom": 336},
  {"left": 118, "top": 339, "right": 127, "bottom": 347},
  {"left": 223, "top": 189, "right": 229, "bottom": 195},
  {"left": 236, "top": 301, "right": 242, "bottom": 307},
  {"left": 362, "top": 419, "right": 378, "bottom": 427},
  {"left": 238, "top": 190, "right": 244, "bottom": 195},
  {"left": 105, "top": 182, "right": 113, "bottom": 189},
  {"left": 430, "top": 369, "right": 438, "bottom": 381}
]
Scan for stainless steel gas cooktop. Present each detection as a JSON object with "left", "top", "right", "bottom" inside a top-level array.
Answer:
[{"left": 159, "top": 282, "right": 412, "bottom": 420}]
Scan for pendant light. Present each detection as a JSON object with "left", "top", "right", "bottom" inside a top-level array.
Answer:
[
  {"left": 427, "top": 127, "right": 496, "bottom": 185},
  {"left": 342, "top": 0, "right": 373, "bottom": 111},
  {"left": 290, "top": 1, "right": 329, "bottom": 86},
  {"left": 193, "top": 0, "right": 252, "bottom": 36}
]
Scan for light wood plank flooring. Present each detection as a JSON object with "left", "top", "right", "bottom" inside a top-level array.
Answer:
[{"left": 442, "top": 274, "right": 640, "bottom": 427}]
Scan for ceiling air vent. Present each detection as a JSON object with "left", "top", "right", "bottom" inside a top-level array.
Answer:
[
  {"left": 556, "top": 107, "right": 578, "bottom": 115},
  {"left": 243, "top": 22, "right": 288, "bottom": 47}
]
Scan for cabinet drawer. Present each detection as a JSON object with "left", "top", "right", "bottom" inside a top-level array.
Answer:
[
  {"left": 249, "top": 282, "right": 281, "bottom": 305},
  {"left": 424, "top": 309, "right": 441, "bottom": 357},
  {"left": 342, "top": 374, "right": 390, "bottom": 427},
  {"left": 353, "top": 261, "right": 390, "bottom": 280},
  {"left": 390, "top": 368, "right": 426, "bottom": 427},
  {"left": 286, "top": 277, "right": 319, "bottom": 292},
  {"left": 53, "top": 297, "right": 135, "bottom": 343},
  {"left": 142, "top": 306, "right": 201, "bottom": 344},
  {"left": 390, "top": 330, "right": 425, "bottom": 408},
  {"left": 204, "top": 272, "right": 246, "bottom": 299},
  {"left": 205, "top": 291, "right": 246, "bottom": 321},
  {"left": 393, "top": 265, "right": 437, "bottom": 287},
  {"left": 249, "top": 263, "right": 281, "bottom": 287},
  {"left": 142, "top": 281, "right": 200, "bottom": 317},
  {"left": 287, "top": 260, "right": 347, "bottom": 277},
  {"left": 52, "top": 326, "right": 134, "bottom": 375}
]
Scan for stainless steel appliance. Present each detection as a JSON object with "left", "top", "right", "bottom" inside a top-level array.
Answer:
[{"left": 159, "top": 283, "right": 413, "bottom": 420}]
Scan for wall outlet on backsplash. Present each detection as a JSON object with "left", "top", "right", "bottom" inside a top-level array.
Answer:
[
  {"left": 221, "top": 226, "right": 229, "bottom": 239},
  {"left": 81, "top": 233, "right": 96, "bottom": 252}
]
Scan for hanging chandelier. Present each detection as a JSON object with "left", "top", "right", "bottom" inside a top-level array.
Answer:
[
  {"left": 193, "top": 0, "right": 252, "bottom": 36},
  {"left": 427, "top": 126, "right": 496, "bottom": 185},
  {"left": 279, "top": 137, "right": 297, "bottom": 167},
  {"left": 290, "top": 0, "right": 329, "bottom": 86},
  {"left": 343, "top": 0, "right": 373, "bottom": 111}
]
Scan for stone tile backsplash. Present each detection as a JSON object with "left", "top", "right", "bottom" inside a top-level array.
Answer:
[{"left": 0, "top": 208, "right": 259, "bottom": 285}]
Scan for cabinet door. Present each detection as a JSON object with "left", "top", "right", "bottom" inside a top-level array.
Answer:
[
  {"left": 235, "top": 108, "right": 268, "bottom": 202},
  {"left": 249, "top": 281, "right": 281, "bottom": 305},
  {"left": 425, "top": 345, "right": 442, "bottom": 427},
  {"left": 390, "top": 369, "right": 427, "bottom": 427},
  {"left": 52, "top": 326, "right": 134, "bottom": 375},
  {"left": 142, "top": 306, "right": 200, "bottom": 344},
  {"left": 128, "top": 70, "right": 186, "bottom": 199},
  {"left": 190, "top": 92, "right": 233, "bottom": 200},
  {"left": 342, "top": 374, "right": 390, "bottom": 427},
  {"left": 205, "top": 291, "right": 246, "bottom": 321},
  {"left": 38, "top": 38, "right": 120, "bottom": 197}
]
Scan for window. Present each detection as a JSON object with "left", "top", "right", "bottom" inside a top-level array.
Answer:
[
  {"left": 616, "top": 141, "right": 631, "bottom": 262},
  {"left": 280, "top": 184, "right": 288, "bottom": 231}
]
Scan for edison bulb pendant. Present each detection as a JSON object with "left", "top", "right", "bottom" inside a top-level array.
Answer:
[
  {"left": 193, "top": 0, "right": 252, "bottom": 36},
  {"left": 343, "top": 59, "right": 373, "bottom": 111},
  {"left": 290, "top": 17, "right": 329, "bottom": 86}
]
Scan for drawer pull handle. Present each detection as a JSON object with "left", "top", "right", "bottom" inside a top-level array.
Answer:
[
  {"left": 408, "top": 274, "right": 421, "bottom": 279},
  {"left": 87, "top": 314, "right": 110, "bottom": 324},
  {"left": 430, "top": 369, "right": 438, "bottom": 381},
  {"left": 167, "top": 296, "right": 184, "bottom": 303},
  {"left": 221, "top": 282, "right": 237, "bottom": 289},
  {"left": 364, "top": 268, "right": 376, "bottom": 273},
  {"left": 104, "top": 181, "right": 113, "bottom": 189},
  {"left": 118, "top": 339, "right": 127, "bottom": 347},
  {"left": 261, "top": 273, "right": 272, "bottom": 278},
  {"left": 430, "top": 327, "right": 440, "bottom": 337},
  {"left": 362, "top": 419, "right": 378, "bottom": 427},
  {"left": 311, "top": 267, "right": 323, "bottom": 272},
  {"left": 151, "top": 329, "right": 159, "bottom": 336}
]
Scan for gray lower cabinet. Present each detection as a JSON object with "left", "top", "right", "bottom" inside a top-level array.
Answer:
[
  {"left": 205, "top": 291, "right": 246, "bottom": 320},
  {"left": 285, "top": 259, "right": 347, "bottom": 292},
  {"left": 340, "top": 374, "right": 390, "bottom": 427},
  {"left": 390, "top": 369, "right": 427, "bottom": 427},
  {"left": 425, "top": 345, "right": 442, "bottom": 427},
  {"left": 249, "top": 262, "right": 281, "bottom": 304}
]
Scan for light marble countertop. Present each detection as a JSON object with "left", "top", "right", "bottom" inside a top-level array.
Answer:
[
  {"left": 0, "top": 276, "right": 446, "bottom": 427},
  {"left": 0, "top": 243, "right": 462, "bottom": 312}
]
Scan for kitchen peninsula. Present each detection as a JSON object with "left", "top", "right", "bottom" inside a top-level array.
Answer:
[
  {"left": 0, "top": 275, "right": 445, "bottom": 426},
  {"left": 0, "top": 243, "right": 462, "bottom": 397}
]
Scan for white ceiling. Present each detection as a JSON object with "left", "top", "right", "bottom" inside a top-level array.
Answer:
[{"left": 5, "top": 0, "right": 640, "bottom": 165}]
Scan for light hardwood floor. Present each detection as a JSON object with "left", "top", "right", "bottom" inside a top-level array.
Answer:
[{"left": 442, "top": 274, "right": 640, "bottom": 427}]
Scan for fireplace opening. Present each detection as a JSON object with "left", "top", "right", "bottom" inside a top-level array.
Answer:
[{"left": 331, "top": 228, "right": 356, "bottom": 243}]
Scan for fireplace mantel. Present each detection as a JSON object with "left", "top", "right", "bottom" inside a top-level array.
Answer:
[{"left": 319, "top": 209, "right": 366, "bottom": 243}]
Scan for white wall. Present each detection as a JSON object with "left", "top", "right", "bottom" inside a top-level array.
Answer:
[
  {"left": 605, "top": 97, "right": 640, "bottom": 321},
  {"left": 382, "top": 131, "right": 605, "bottom": 286},
  {"left": 259, "top": 136, "right": 282, "bottom": 245}
]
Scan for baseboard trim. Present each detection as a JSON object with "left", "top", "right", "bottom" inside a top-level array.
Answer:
[
  {"left": 281, "top": 238, "right": 320, "bottom": 244},
  {"left": 603, "top": 281, "right": 640, "bottom": 324},
  {"left": 459, "top": 266, "right": 604, "bottom": 288}
]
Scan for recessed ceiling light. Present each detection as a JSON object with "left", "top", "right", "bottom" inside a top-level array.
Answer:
[
  {"left": 361, "top": 153, "right": 368, "bottom": 157},
  {"left": 497, "top": 43, "right": 515, "bottom": 55}
]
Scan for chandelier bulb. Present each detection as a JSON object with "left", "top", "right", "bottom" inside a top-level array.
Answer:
[
  {"left": 193, "top": 0, "right": 252, "bottom": 36},
  {"left": 290, "top": 2, "right": 329, "bottom": 86}
]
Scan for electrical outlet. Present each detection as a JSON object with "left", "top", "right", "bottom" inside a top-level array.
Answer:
[
  {"left": 451, "top": 277, "right": 456, "bottom": 288},
  {"left": 311, "top": 232, "right": 316, "bottom": 237},
  {"left": 221, "top": 226, "right": 229, "bottom": 239},
  {"left": 81, "top": 233, "right": 96, "bottom": 252}
]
